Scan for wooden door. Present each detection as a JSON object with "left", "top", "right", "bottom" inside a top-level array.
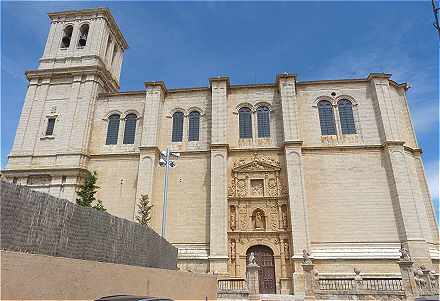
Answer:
[{"left": 247, "top": 245, "right": 276, "bottom": 294}]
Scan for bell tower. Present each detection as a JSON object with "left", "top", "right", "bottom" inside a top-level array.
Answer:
[
  {"left": 39, "top": 7, "right": 128, "bottom": 90},
  {"left": 5, "top": 8, "right": 128, "bottom": 200}
]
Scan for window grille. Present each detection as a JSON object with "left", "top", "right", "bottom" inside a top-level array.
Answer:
[
  {"left": 106, "top": 114, "right": 120, "bottom": 145},
  {"left": 318, "top": 101, "right": 336, "bottom": 135},
  {"left": 257, "top": 106, "right": 270, "bottom": 138},
  {"left": 338, "top": 100, "right": 356, "bottom": 134},
  {"left": 188, "top": 111, "right": 200, "bottom": 141},
  {"left": 123, "top": 114, "right": 137, "bottom": 144},
  {"left": 45, "top": 118, "right": 56, "bottom": 136},
  {"left": 172, "top": 111, "right": 184, "bottom": 142},
  {"left": 239, "top": 107, "right": 252, "bottom": 138}
]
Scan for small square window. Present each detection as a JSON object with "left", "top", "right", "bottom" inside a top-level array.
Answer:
[{"left": 46, "top": 118, "right": 56, "bottom": 136}]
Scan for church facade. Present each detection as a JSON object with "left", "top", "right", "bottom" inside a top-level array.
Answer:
[{"left": 3, "top": 8, "right": 439, "bottom": 295}]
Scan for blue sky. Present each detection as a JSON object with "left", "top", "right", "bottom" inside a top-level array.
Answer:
[{"left": 1, "top": 1, "right": 438, "bottom": 218}]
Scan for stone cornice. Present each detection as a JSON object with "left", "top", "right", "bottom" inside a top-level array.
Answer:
[
  {"left": 2, "top": 167, "right": 88, "bottom": 174},
  {"left": 276, "top": 72, "right": 297, "bottom": 85},
  {"left": 98, "top": 91, "right": 146, "bottom": 98},
  {"left": 168, "top": 86, "right": 210, "bottom": 93},
  {"left": 283, "top": 140, "right": 304, "bottom": 147},
  {"left": 209, "top": 76, "right": 230, "bottom": 87},
  {"left": 228, "top": 147, "right": 281, "bottom": 153},
  {"left": 144, "top": 81, "right": 167, "bottom": 95},
  {"left": 95, "top": 73, "right": 408, "bottom": 95},
  {"left": 26, "top": 64, "right": 119, "bottom": 92},
  {"left": 210, "top": 144, "right": 229, "bottom": 150},
  {"left": 48, "top": 7, "right": 128, "bottom": 50}
]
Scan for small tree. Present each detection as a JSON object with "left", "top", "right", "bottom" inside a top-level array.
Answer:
[
  {"left": 76, "top": 170, "right": 106, "bottom": 211},
  {"left": 136, "top": 194, "right": 153, "bottom": 226}
]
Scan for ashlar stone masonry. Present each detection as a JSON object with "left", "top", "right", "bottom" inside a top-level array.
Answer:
[{"left": 3, "top": 7, "right": 439, "bottom": 296}]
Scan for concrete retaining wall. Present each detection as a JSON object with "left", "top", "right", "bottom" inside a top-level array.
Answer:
[
  {"left": 1, "top": 250, "right": 217, "bottom": 300},
  {"left": 0, "top": 182, "right": 177, "bottom": 269}
]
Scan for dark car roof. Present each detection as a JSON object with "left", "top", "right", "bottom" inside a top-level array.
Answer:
[{"left": 96, "top": 295, "right": 173, "bottom": 301}]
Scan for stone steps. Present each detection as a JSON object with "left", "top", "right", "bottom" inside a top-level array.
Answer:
[{"left": 257, "top": 294, "right": 300, "bottom": 301}]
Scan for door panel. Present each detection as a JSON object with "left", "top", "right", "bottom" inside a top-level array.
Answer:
[{"left": 247, "top": 245, "right": 276, "bottom": 294}]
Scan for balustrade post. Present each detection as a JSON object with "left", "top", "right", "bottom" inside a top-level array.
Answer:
[
  {"left": 302, "top": 263, "right": 316, "bottom": 301},
  {"left": 398, "top": 259, "right": 418, "bottom": 298}
]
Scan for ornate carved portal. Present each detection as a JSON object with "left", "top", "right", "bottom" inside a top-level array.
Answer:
[{"left": 227, "top": 153, "right": 293, "bottom": 293}]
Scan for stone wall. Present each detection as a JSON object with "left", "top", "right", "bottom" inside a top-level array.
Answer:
[
  {"left": 0, "top": 181, "right": 177, "bottom": 270},
  {"left": 1, "top": 250, "right": 217, "bottom": 300}
]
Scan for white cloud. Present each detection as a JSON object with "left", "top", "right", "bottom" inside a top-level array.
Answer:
[{"left": 313, "top": 20, "right": 438, "bottom": 137}]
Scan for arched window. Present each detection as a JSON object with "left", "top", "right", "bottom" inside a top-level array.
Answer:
[
  {"left": 239, "top": 107, "right": 252, "bottom": 138},
  {"left": 257, "top": 106, "right": 270, "bottom": 138},
  {"left": 77, "top": 24, "right": 89, "bottom": 47},
  {"left": 338, "top": 99, "right": 356, "bottom": 134},
  {"left": 123, "top": 114, "right": 137, "bottom": 144},
  {"left": 318, "top": 100, "right": 336, "bottom": 135},
  {"left": 172, "top": 111, "right": 184, "bottom": 142},
  {"left": 61, "top": 25, "right": 73, "bottom": 48},
  {"left": 188, "top": 111, "right": 200, "bottom": 141},
  {"left": 105, "top": 114, "right": 120, "bottom": 145}
]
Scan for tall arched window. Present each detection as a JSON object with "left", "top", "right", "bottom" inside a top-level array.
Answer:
[
  {"left": 188, "top": 111, "right": 200, "bottom": 141},
  {"left": 123, "top": 114, "right": 137, "bottom": 144},
  {"left": 172, "top": 111, "right": 184, "bottom": 142},
  {"left": 338, "top": 100, "right": 356, "bottom": 134},
  {"left": 106, "top": 114, "right": 120, "bottom": 145},
  {"left": 257, "top": 106, "right": 270, "bottom": 138},
  {"left": 61, "top": 25, "right": 73, "bottom": 48},
  {"left": 239, "top": 107, "right": 252, "bottom": 138},
  {"left": 77, "top": 24, "right": 89, "bottom": 47},
  {"left": 318, "top": 100, "right": 336, "bottom": 135}
]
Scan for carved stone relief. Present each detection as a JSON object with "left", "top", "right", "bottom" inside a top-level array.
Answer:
[
  {"left": 281, "top": 205, "right": 288, "bottom": 229},
  {"left": 283, "top": 239, "right": 290, "bottom": 259},
  {"left": 251, "top": 179, "right": 264, "bottom": 196},
  {"left": 228, "top": 154, "right": 292, "bottom": 281},
  {"left": 230, "top": 239, "right": 236, "bottom": 259},
  {"left": 237, "top": 178, "right": 247, "bottom": 197},
  {"left": 239, "top": 204, "right": 248, "bottom": 230},
  {"left": 230, "top": 205, "right": 236, "bottom": 230}
]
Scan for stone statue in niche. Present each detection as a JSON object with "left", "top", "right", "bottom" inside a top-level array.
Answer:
[
  {"left": 255, "top": 210, "right": 265, "bottom": 229},
  {"left": 230, "top": 206, "right": 236, "bottom": 230}
]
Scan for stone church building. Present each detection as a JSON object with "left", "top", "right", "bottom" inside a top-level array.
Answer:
[{"left": 3, "top": 8, "right": 439, "bottom": 296}]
